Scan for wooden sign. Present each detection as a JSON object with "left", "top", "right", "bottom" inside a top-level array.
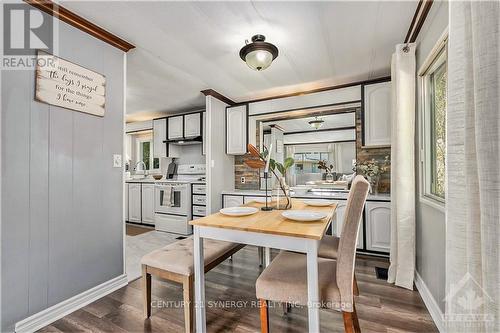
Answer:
[{"left": 35, "top": 51, "right": 106, "bottom": 117}]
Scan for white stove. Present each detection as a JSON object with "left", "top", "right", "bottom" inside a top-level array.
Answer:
[
  {"left": 154, "top": 164, "right": 205, "bottom": 235},
  {"left": 158, "top": 164, "right": 206, "bottom": 183}
]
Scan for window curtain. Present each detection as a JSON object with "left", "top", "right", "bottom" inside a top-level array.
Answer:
[
  {"left": 446, "top": 2, "right": 499, "bottom": 332},
  {"left": 387, "top": 43, "right": 416, "bottom": 290}
]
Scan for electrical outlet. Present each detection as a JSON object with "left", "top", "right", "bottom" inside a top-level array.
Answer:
[
  {"left": 113, "top": 154, "right": 122, "bottom": 168},
  {"left": 240, "top": 177, "right": 246, "bottom": 184}
]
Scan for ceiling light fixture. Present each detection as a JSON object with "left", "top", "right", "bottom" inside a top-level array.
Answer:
[
  {"left": 239, "top": 34, "right": 279, "bottom": 71},
  {"left": 308, "top": 117, "right": 324, "bottom": 130}
]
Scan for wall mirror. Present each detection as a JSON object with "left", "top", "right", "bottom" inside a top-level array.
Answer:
[{"left": 248, "top": 103, "right": 359, "bottom": 188}]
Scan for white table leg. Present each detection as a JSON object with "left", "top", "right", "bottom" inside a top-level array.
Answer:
[
  {"left": 306, "top": 240, "right": 320, "bottom": 333},
  {"left": 193, "top": 227, "right": 206, "bottom": 332},
  {"left": 264, "top": 247, "right": 271, "bottom": 267}
]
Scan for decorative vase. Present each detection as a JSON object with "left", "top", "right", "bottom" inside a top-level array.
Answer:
[
  {"left": 325, "top": 172, "right": 334, "bottom": 183},
  {"left": 367, "top": 175, "right": 380, "bottom": 194},
  {"left": 273, "top": 177, "right": 292, "bottom": 210}
]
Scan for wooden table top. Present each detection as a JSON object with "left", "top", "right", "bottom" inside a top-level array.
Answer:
[{"left": 189, "top": 199, "right": 337, "bottom": 240}]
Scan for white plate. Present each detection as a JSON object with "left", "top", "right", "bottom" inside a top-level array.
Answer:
[
  {"left": 252, "top": 197, "right": 274, "bottom": 204},
  {"left": 220, "top": 207, "right": 259, "bottom": 217},
  {"left": 303, "top": 199, "right": 335, "bottom": 207},
  {"left": 281, "top": 210, "right": 327, "bottom": 222}
]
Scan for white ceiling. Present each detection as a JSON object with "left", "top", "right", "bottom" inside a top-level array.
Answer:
[
  {"left": 62, "top": 1, "right": 417, "bottom": 121},
  {"left": 262, "top": 112, "right": 355, "bottom": 133}
]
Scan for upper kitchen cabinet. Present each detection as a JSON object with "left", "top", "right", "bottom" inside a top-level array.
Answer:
[
  {"left": 153, "top": 118, "right": 167, "bottom": 158},
  {"left": 167, "top": 112, "right": 203, "bottom": 140},
  {"left": 168, "top": 115, "right": 184, "bottom": 140},
  {"left": 184, "top": 113, "right": 202, "bottom": 138},
  {"left": 363, "top": 81, "right": 392, "bottom": 147},
  {"left": 226, "top": 105, "right": 248, "bottom": 155}
]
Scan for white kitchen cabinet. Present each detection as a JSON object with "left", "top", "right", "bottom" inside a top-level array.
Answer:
[
  {"left": 141, "top": 184, "right": 155, "bottom": 224},
  {"left": 167, "top": 143, "right": 180, "bottom": 158},
  {"left": 365, "top": 201, "right": 391, "bottom": 252},
  {"left": 331, "top": 200, "right": 347, "bottom": 236},
  {"left": 363, "top": 81, "right": 392, "bottom": 147},
  {"left": 184, "top": 113, "right": 201, "bottom": 138},
  {"left": 226, "top": 105, "right": 247, "bottom": 155},
  {"left": 125, "top": 183, "right": 129, "bottom": 222},
  {"left": 223, "top": 195, "right": 244, "bottom": 208},
  {"left": 243, "top": 196, "right": 265, "bottom": 204},
  {"left": 329, "top": 200, "right": 363, "bottom": 249},
  {"left": 128, "top": 183, "right": 142, "bottom": 223},
  {"left": 168, "top": 115, "right": 184, "bottom": 140},
  {"left": 153, "top": 118, "right": 167, "bottom": 158}
]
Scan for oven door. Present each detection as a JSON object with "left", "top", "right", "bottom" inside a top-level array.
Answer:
[{"left": 155, "top": 184, "right": 189, "bottom": 216}]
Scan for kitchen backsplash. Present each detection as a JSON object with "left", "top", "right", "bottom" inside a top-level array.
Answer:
[
  {"left": 355, "top": 109, "right": 391, "bottom": 193},
  {"left": 234, "top": 108, "right": 391, "bottom": 193}
]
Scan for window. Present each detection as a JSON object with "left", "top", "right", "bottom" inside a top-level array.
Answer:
[
  {"left": 421, "top": 44, "right": 447, "bottom": 203},
  {"left": 137, "top": 138, "right": 153, "bottom": 170}
]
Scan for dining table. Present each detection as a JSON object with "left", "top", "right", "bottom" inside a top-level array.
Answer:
[{"left": 189, "top": 198, "right": 337, "bottom": 333}]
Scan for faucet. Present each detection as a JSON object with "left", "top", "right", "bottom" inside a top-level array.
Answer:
[{"left": 135, "top": 161, "right": 147, "bottom": 174}]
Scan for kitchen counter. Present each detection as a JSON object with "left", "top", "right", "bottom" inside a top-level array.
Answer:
[
  {"left": 221, "top": 189, "right": 390, "bottom": 202},
  {"left": 125, "top": 177, "right": 157, "bottom": 183},
  {"left": 125, "top": 177, "right": 206, "bottom": 184}
]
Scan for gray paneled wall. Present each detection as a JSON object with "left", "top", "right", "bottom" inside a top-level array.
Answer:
[{"left": 1, "top": 8, "right": 124, "bottom": 331}]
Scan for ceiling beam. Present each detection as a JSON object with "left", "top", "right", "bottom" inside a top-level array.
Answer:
[
  {"left": 24, "top": 0, "right": 135, "bottom": 52},
  {"left": 404, "top": 0, "right": 433, "bottom": 43}
]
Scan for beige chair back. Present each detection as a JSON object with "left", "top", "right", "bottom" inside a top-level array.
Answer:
[{"left": 336, "top": 175, "right": 369, "bottom": 312}]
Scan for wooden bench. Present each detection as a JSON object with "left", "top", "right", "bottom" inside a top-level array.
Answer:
[{"left": 141, "top": 236, "right": 244, "bottom": 333}]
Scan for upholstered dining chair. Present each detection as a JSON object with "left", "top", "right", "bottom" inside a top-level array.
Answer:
[
  {"left": 255, "top": 175, "right": 370, "bottom": 333},
  {"left": 317, "top": 208, "right": 360, "bottom": 295}
]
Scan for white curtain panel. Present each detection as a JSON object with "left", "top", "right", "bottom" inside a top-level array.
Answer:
[
  {"left": 446, "top": 1, "right": 499, "bottom": 332},
  {"left": 387, "top": 43, "right": 416, "bottom": 290}
]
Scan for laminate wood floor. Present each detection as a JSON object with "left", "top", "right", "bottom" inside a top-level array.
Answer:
[
  {"left": 38, "top": 246, "right": 438, "bottom": 333},
  {"left": 126, "top": 224, "right": 155, "bottom": 236}
]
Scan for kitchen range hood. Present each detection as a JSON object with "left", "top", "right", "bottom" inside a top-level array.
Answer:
[{"left": 163, "top": 136, "right": 203, "bottom": 145}]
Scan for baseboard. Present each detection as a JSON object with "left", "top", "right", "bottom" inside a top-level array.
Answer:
[
  {"left": 15, "top": 274, "right": 128, "bottom": 333},
  {"left": 415, "top": 271, "right": 445, "bottom": 333}
]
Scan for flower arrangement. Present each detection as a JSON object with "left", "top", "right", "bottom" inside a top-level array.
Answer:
[
  {"left": 317, "top": 160, "right": 335, "bottom": 173},
  {"left": 356, "top": 156, "right": 390, "bottom": 193},
  {"left": 244, "top": 144, "right": 294, "bottom": 209}
]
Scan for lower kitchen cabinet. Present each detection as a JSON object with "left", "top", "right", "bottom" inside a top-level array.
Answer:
[
  {"left": 141, "top": 184, "right": 155, "bottom": 224},
  {"left": 303, "top": 199, "right": 363, "bottom": 249},
  {"left": 127, "top": 182, "right": 155, "bottom": 225},
  {"left": 125, "top": 183, "right": 129, "bottom": 221},
  {"left": 222, "top": 193, "right": 390, "bottom": 254},
  {"left": 223, "top": 195, "right": 244, "bottom": 208},
  {"left": 191, "top": 183, "right": 207, "bottom": 219},
  {"left": 365, "top": 201, "right": 391, "bottom": 252},
  {"left": 128, "top": 183, "right": 142, "bottom": 223}
]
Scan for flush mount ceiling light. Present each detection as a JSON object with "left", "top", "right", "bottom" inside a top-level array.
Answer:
[
  {"left": 308, "top": 117, "right": 324, "bottom": 130},
  {"left": 239, "top": 34, "right": 279, "bottom": 71}
]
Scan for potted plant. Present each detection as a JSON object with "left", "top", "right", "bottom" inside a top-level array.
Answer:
[
  {"left": 318, "top": 160, "right": 335, "bottom": 182},
  {"left": 244, "top": 144, "right": 294, "bottom": 209},
  {"left": 356, "top": 156, "right": 390, "bottom": 194}
]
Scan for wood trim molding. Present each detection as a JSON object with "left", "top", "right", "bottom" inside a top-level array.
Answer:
[
  {"left": 201, "top": 89, "right": 235, "bottom": 106},
  {"left": 24, "top": 0, "right": 135, "bottom": 52},
  {"left": 240, "top": 76, "right": 391, "bottom": 104},
  {"left": 15, "top": 274, "right": 128, "bottom": 333},
  {"left": 404, "top": 0, "right": 434, "bottom": 43}
]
